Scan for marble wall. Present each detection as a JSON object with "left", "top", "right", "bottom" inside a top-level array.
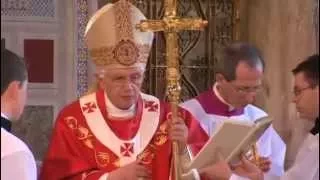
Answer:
[
  {"left": 11, "top": 106, "right": 54, "bottom": 162},
  {"left": 243, "top": 0, "right": 318, "bottom": 169},
  {"left": 2, "top": 0, "right": 80, "bottom": 172}
]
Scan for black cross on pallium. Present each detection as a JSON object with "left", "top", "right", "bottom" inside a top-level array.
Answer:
[
  {"left": 120, "top": 142, "right": 134, "bottom": 157},
  {"left": 144, "top": 101, "right": 158, "bottom": 112},
  {"left": 82, "top": 102, "right": 97, "bottom": 113}
]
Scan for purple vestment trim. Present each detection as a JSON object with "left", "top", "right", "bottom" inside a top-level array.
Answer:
[{"left": 195, "top": 88, "right": 244, "bottom": 117}]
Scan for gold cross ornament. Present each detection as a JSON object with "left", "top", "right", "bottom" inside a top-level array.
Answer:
[{"left": 136, "top": 0, "right": 208, "bottom": 179}]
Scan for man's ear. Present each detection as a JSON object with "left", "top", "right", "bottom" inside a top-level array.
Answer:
[
  {"left": 5, "top": 81, "right": 20, "bottom": 100},
  {"left": 215, "top": 73, "right": 225, "bottom": 83}
]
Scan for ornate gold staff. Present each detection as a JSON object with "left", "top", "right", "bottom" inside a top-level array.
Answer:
[
  {"left": 231, "top": 0, "right": 261, "bottom": 167},
  {"left": 252, "top": 144, "right": 261, "bottom": 166},
  {"left": 136, "top": 0, "right": 207, "bottom": 179}
]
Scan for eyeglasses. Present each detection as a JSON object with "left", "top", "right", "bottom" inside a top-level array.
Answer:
[
  {"left": 293, "top": 86, "right": 312, "bottom": 97},
  {"left": 230, "top": 84, "right": 263, "bottom": 94}
]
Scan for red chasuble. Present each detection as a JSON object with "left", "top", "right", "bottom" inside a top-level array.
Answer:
[{"left": 39, "top": 90, "right": 207, "bottom": 180}]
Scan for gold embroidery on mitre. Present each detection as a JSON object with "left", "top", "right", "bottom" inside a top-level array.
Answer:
[
  {"left": 115, "top": 0, "right": 134, "bottom": 41},
  {"left": 88, "top": 0, "right": 151, "bottom": 66},
  {"left": 89, "top": 43, "right": 151, "bottom": 66}
]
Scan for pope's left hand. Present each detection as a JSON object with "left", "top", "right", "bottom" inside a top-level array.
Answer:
[{"left": 169, "top": 117, "right": 188, "bottom": 154}]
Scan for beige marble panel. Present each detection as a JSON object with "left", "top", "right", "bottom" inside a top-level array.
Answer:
[{"left": 11, "top": 106, "right": 54, "bottom": 162}]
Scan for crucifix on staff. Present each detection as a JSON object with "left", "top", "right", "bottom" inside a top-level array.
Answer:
[{"left": 136, "top": 0, "right": 208, "bottom": 179}]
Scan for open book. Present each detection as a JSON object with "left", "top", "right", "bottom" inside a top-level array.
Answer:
[{"left": 187, "top": 116, "right": 273, "bottom": 170}]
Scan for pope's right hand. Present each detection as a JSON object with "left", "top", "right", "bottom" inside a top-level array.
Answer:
[{"left": 108, "top": 160, "right": 151, "bottom": 180}]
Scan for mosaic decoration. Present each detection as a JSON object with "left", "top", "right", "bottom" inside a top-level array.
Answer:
[
  {"left": 76, "top": 0, "right": 89, "bottom": 97},
  {"left": 1, "top": 0, "right": 55, "bottom": 18}
]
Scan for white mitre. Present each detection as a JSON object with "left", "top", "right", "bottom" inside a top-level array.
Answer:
[
  {"left": 85, "top": 0, "right": 154, "bottom": 70},
  {"left": 84, "top": 0, "right": 154, "bottom": 117}
]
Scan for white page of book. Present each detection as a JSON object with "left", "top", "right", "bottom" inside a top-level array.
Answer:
[{"left": 187, "top": 117, "right": 272, "bottom": 170}]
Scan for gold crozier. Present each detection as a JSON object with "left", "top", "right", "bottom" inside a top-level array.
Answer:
[{"left": 136, "top": 0, "right": 207, "bottom": 179}]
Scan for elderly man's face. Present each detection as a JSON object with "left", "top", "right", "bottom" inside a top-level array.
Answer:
[
  {"left": 99, "top": 67, "right": 144, "bottom": 110},
  {"left": 292, "top": 72, "right": 319, "bottom": 120}
]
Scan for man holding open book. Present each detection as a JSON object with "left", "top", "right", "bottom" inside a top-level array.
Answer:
[
  {"left": 229, "top": 54, "right": 319, "bottom": 180},
  {"left": 181, "top": 42, "right": 286, "bottom": 179}
]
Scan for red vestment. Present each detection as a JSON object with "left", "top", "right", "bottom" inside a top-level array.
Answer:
[{"left": 39, "top": 90, "right": 207, "bottom": 180}]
